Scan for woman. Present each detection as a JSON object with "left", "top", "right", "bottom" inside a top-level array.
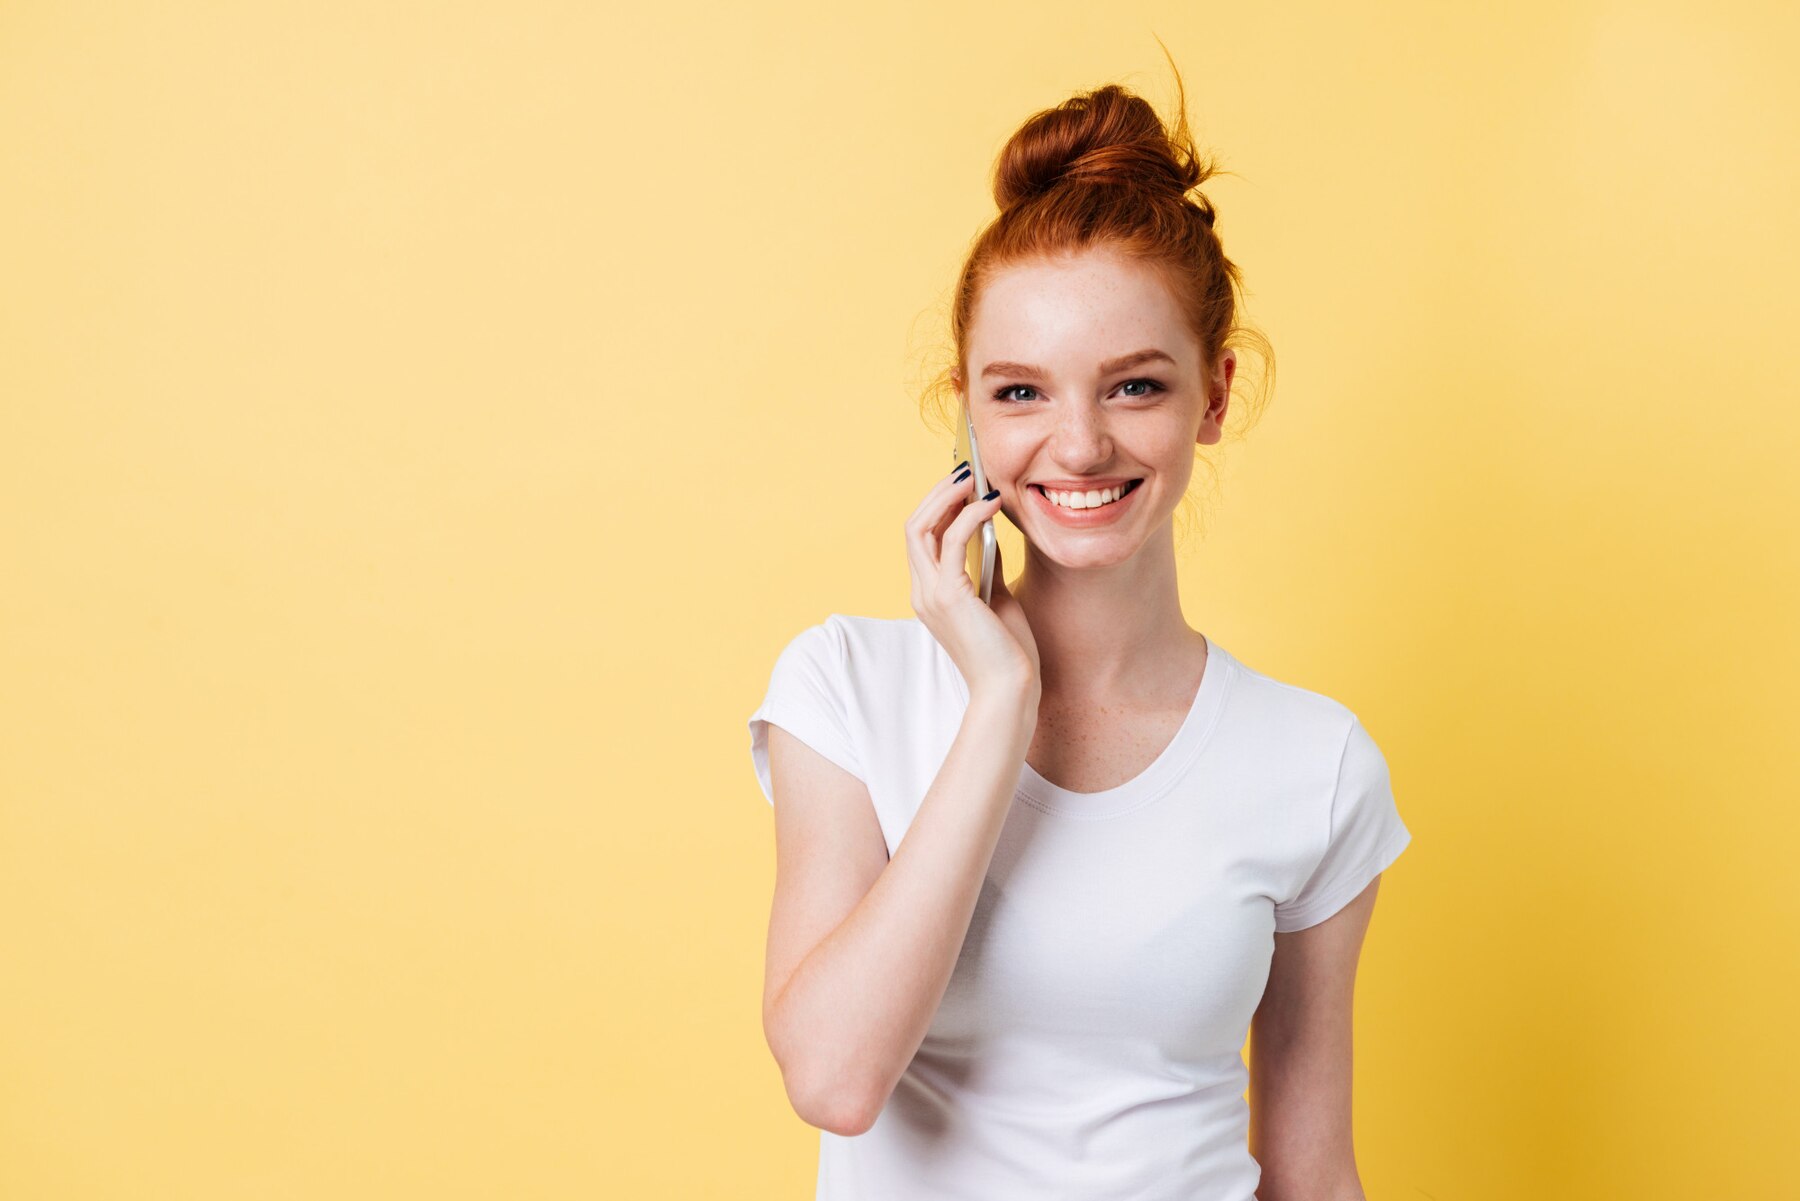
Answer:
[{"left": 747, "top": 66, "right": 1412, "bottom": 1201}]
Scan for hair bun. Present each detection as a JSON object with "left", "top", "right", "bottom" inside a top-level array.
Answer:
[
  {"left": 931, "top": 55, "right": 1273, "bottom": 449},
  {"left": 992, "top": 83, "right": 1210, "bottom": 215}
]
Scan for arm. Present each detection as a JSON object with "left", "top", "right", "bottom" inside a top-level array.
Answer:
[
  {"left": 1248, "top": 874, "right": 1384, "bottom": 1201},
  {"left": 760, "top": 688, "right": 1036, "bottom": 1136}
]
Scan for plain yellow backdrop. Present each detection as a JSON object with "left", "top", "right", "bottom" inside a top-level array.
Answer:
[{"left": 3, "top": 1, "right": 1797, "bottom": 1197}]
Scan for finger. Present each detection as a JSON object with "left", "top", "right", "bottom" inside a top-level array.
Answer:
[
  {"left": 904, "top": 460, "right": 974, "bottom": 534},
  {"left": 906, "top": 464, "right": 974, "bottom": 565},
  {"left": 927, "top": 471, "right": 976, "bottom": 552},
  {"left": 905, "top": 463, "right": 975, "bottom": 590},
  {"left": 935, "top": 485, "right": 1004, "bottom": 596}
]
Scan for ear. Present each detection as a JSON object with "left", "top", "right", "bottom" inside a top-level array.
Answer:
[
  {"left": 1196, "top": 349, "right": 1235, "bottom": 446},
  {"left": 1214, "top": 349, "right": 1237, "bottom": 411}
]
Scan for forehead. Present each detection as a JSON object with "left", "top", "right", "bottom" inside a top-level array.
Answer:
[{"left": 968, "top": 249, "right": 1187, "bottom": 367}]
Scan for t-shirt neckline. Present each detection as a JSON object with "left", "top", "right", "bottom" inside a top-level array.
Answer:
[{"left": 948, "top": 632, "right": 1237, "bottom": 820}]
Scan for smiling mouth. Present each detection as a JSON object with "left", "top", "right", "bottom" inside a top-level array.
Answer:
[{"left": 1029, "top": 478, "right": 1144, "bottom": 509}]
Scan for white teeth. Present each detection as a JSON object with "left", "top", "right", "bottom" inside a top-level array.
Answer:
[{"left": 1041, "top": 482, "right": 1132, "bottom": 509}]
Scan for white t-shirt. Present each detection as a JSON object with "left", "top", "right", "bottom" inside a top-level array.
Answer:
[{"left": 747, "top": 613, "right": 1412, "bottom": 1201}]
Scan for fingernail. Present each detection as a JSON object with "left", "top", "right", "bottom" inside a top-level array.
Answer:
[
  {"left": 983, "top": 487, "right": 999, "bottom": 501},
  {"left": 954, "top": 468, "right": 971, "bottom": 483},
  {"left": 952, "top": 459, "right": 968, "bottom": 474}
]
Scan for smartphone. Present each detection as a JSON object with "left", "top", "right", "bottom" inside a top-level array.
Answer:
[{"left": 954, "top": 394, "right": 998, "bottom": 604}]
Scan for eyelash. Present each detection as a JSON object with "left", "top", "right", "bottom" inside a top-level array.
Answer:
[{"left": 991, "top": 378, "right": 1168, "bottom": 403}]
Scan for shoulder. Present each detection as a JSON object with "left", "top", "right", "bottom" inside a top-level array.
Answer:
[
  {"left": 1213, "top": 643, "right": 1365, "bottom": 758},
  {"left": 820, "top": 612, "right": 958, "bottom": 693},
  {"left": 767, "top": 613, "right": 949, "bottom": 686},
  {"left": 822, "top": 612, "right": 937, "bottom": 658}
]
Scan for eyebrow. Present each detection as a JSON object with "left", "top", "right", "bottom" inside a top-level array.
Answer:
[{"left": 978, "top": 348, "right": 1177, "bottom": 380}]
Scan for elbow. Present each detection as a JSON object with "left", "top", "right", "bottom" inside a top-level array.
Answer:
[
  {"left": 764, "top": 994, "right": 888, "bottom": 1135},
  {"left": 798, "top": 1091, "right": 880, "bottom": 1138},
  {"left": 782, "top": 1062, "right": 883, "bottom": 1136}
]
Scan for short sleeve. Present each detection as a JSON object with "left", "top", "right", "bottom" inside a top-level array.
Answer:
[
  {"left": 1273, "top": 716, "right": 1413, "bottom": 932},
  {"left": 747, "top": 621, "right": 864, "bottom": 806}
]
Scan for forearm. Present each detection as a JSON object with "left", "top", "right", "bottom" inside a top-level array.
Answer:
[{"left": 768, "top": 690, "right": 1035, "bottom": 1133}]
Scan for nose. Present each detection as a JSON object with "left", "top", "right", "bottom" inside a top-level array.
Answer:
[{"left": 1049, "top": 402, "right": 1113, "bottom": 472}]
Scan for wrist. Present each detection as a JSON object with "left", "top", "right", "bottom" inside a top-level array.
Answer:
[{"left": 966, "top": 686, "right": 1039, "bottom": 736}]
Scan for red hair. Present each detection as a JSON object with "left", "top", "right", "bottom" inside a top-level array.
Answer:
[{"left": 919, "top": 47, "right": 1274, "bottom": 534}]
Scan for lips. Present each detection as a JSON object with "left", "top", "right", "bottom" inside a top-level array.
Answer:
[
  {"left": 1027, "top": 478, "right": 1142, "bottom": 494},
  {"left": 1028, "top": 478, "right": 1144, "bottom": 503},
  {"left": 1026, "top": 477, "right": 1146, "bottom": 524}
]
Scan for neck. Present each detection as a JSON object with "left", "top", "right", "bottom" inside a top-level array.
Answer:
[{"left": 1011, "top": 529, "right": 1203, "bottom": 699}]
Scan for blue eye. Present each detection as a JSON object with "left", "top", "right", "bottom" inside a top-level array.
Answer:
[
  {"left": 991, "top": 379, "right": 1167, "bottom": 403},
  {"left": 1120, "top": 378, "right": 1167, "bottom": 398}
]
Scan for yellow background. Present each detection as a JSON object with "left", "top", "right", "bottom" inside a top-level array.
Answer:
[{"left": 4, "top": 2, "right": 1797, "bottom": 1197}]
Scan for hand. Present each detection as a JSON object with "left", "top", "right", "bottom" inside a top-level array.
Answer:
[{"left": 904, "top": 464, "right": 1042, "bottom": 708}]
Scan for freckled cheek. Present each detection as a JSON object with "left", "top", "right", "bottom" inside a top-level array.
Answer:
[
  {"left": 980, "top": 435, "right": 1032, "bottom": 484},
  {"left": 1142, "top": 425, "right": 1202, "bottom": 466},
  {"left": 983, "top": 425, "right": 1188, "bottom": 485}
]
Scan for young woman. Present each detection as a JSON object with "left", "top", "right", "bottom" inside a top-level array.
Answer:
[{"left": 747, "top": 67, "right": 1413, "bottom": 1201}]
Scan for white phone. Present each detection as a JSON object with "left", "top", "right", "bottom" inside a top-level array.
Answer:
[{"left": 954, "top": 395, "right": 997, "bottom": 604}]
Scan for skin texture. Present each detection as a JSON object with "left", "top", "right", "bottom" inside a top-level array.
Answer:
[
  {"left": 958, "top": 246, "right": 1225, "bottom": 708},
  {"left": 1249, "top": 879, "right": 1382, "bottom": 1201},
  {"left": 958, "top": 246, "right": 1380, "bottom": 1196}
]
